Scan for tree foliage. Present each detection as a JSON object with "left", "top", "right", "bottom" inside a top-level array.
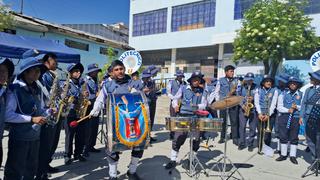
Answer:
[
  {"left": 98, "top": 47, "right": 117, "bottom": 80},
  {"left": 233, "top": 0, "right": 320, "bottom": 77},
  {"left": 0, "top": 5, "right": 13, "bottom": 31}
]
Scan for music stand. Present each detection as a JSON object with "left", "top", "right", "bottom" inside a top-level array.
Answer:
[
  {"left": 97, "top": 104, "right": 107, "bottom": 144},
  {"left": 180, "top": 117, "right": 209, "bottom": 178},
  {"left": 302, "top": 132, "right": 320, "bottom": 178},
  {"left": 209, "top": 98, "right": 244, "bottom": 180}
]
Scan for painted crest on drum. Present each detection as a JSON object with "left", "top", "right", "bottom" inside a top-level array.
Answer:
[{"left": 109, "top": 92, "right": 150, "bottom": 151}]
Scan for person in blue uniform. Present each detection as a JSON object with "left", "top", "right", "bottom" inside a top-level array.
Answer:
[
  {"left": 90, "top": 60, "right": 143, "bottom": 180},
  {"left": 129, "top": 71, "right": 143, "bottom": 91},
  {"left": 0, "top": 58, "right": 14, "bottom": 168},
  {"left": 4, "top": 57, "right": 50, "bottom": 180},
  {"left": 300, "top": 70, "right": 320, "bottom": 161},
  {"left": 165, "top": 71, "right": 208, "bottom": 169},
  {"left": 214, "top": 65, "right": 239, "bottom": 145},
  {"left": 64, "top": 63, "right": 87, "bottom": 165},
  {"left": 36, "top": 53, "right": 60, "bottom": 179},
  {"left": 83, "top": 63, "right": 102, "bottom": 157},
  {"left": 141, "top": 68, "right": 158, "bottom": 142},
  {"left": 206, "top": 77, "right": 218, "bottom": 118},
  {"left": 167, "top": 70, "right": 186, "bottom": 117},
  {"left": 254, "top": 76, "right": 279, "bottom": 154},
  {"left": 274, "top": 73, "right": 290, "bottom": 154},
  {"left": 276, "top": 76, "right": 303, "bottom": 164},
  {"left": 238, "top": 72, "right": 257, "bottom": 152}
]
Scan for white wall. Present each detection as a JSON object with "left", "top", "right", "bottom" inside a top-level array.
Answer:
[
  {"left": 129, "top": 0, "right": 320, "bottom": 51},
  {"left": 129, "top": 0, "right": 240, "bottom": 51}
]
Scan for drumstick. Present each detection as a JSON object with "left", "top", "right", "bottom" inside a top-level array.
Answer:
[
  {"left": 69, "top": 115, "right": 91, "bottom": 128},
  {"left": 121, "top": 95, "right": 129, "bottom": 112}
]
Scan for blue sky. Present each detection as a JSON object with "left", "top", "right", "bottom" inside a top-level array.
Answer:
[{"left": 3, "top": 0, "right": 130, "bottom": 25}]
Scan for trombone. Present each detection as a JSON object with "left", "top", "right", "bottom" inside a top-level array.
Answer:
[{"left": 258, "top": 93, "right": 271, "bottom": 154}]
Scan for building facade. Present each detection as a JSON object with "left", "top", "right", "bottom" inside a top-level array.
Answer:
[
  {"left": 129, "top": 0, "right": 320, "bottom": 78},
  {"left": 4, "top": 13, "right": 131, "bottom": 72}
]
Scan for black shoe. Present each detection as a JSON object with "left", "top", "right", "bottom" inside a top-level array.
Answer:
[
  {"left": 290, "top": 157, "right": 298, "bottom": 164},
  {"left": 48, "top": 165, "right": 59, "bottom": 173},
  {"left": 89, "top": 147, "right": 101, "bottom": 153},
  {"left": 274, "top": 150, "right": 281, "bottom": 154},
  {"left": 83, "top": 151, "right": 90, "bottom": 157},
  {"left": 165, "top": 161, "right": 177, "bottom": 169},
  {"left": 305, "top": 147, "right": 310, "bottom": 153},
  {"left": 238, "top": 144, "right": 245, "bottom": 150},
  {"left": 218, "top": 139, "right": 225, "bottom": 144},
  {"left": 248, "top": 146, "right": 254, "bottom": 152},
  {"left": 276, "top": 155, "right": 287, "bottom": 161},
  {"left": 150, "top": 137, "right": 157, "bottom": 142},
  {"left": 74, "top": 155, "right": 87, "bottom": 162},
  {"left": 126, "top": 170, "right": 141, "bottom": 180},
  {"left": 64, "top": 157, "right": 72, "bottom": 165},
  {"left": 109, "top": 177, "right": 118, "bottom": 180}
]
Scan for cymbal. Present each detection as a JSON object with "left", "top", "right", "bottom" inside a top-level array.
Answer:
[{"left": 210, "top": 96, "right": 244, "bottom": 110}]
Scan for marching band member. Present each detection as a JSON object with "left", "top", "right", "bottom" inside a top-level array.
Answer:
[
  {"left": 300, "top": 70, "right": 320, "bottom": 159},
  {"left": 129, "top": 71, "right": 143, "bottom": 91},
  {"left": 89, "top": 60, "right": 143, "bottom": 180},
  {"left": 167, "top": 70, "right": 186, "bottom": 117},
  {"left": 276, "top": 76, "right": 303, "bottom": 164},
  {"left": 0, "top": 58, "right": 14, "bottom": 168},
  {"left": 4, "top": 57, "right": 50, "bottom": 179},
  {"left": 83, "top": 64, "right": 102, "bottom": 157},
  {"left": 274, "top": 73, "right": 290, "bottom": 154},
  {"left": 142, "top": 68, "right": 158, "bottom": 142},
  {"left": 214, "top": 65, "right": 239, "bottom": 145},
  {"left": 165, "top": 71, "right": 207, "bottom": 170},
  {"left": 254, "top": 76, "right": 278, "bottom": 154},
  {"left": 238, "top": 73, "right": 257, "bottom": 152},
  {"left": 64, "top": 63, "right": 86, "bottom": 165},
  {"left": 36, "top": 53, "right": 60, "bottom": 179},
  {"left": 206, "top": 77, "right": 218, "bottom": 118}
]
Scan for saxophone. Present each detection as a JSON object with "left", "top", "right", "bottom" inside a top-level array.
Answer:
[
  {"left": 243, "top": 84, "right": 254, "bottom": 117},
  {"left": 46, "top": 70, "right": 60, "bottom": 125},
  {"left": 75, "top": 80, "right": 91, "bottom": 118},
  {"left": 56, "top": 72, "right": 72, "bottom": 123}
]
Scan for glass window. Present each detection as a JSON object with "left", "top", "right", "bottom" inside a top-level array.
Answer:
[
  {"left": 132, "top": 8, "right": 167, "bottom": 36},
  {"left": 65, "top": 39, "right": 89, "bottom": 51},
  {"left": 171, "top": 0, "right": 216, "bottom": 32},
  {"left": 234, "top": 0, "right": 256, "bottom": 20},
  {"left": 304, "top": 0, "right": 320, "bottom": 15}
]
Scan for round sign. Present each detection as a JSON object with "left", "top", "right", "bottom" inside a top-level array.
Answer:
[
  {"left": 119, "top": 50, "right": 142, "bottom": 74},
  {"left": 310, "top": 51, "right": 320, "bottom": 72}
]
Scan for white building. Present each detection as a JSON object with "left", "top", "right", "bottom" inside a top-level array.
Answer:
[{"left": 129, "top": 0, "right": 320, "bottom": 78}]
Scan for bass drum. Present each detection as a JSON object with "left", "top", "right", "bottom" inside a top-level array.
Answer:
[{"left": 106, "top": 92, "right": 150, "bottom": 152}]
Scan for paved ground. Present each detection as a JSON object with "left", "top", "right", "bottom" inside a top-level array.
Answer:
[{"left": 0, "top": 96, "right": 319, "bottom": 180}]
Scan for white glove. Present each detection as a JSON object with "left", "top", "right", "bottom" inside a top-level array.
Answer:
[{"left": 89, "top": 110, "right": 100, "bottom": 117}]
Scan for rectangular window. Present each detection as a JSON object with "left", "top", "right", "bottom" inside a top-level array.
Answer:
[
  {"left": 171, "top": 0, "right": 216, "bottom": 32},
  {"left": 132, "top": 8, "right": 167, "bottom": 36},
  {"left": 65, "top": 39, "right": 89, "bottom": 51},
  {"left": 304, "top": 0, "right": 320, "bottom": 15},
  {"left": 234, "top": 0, "right": 256, "bottom": 20},
  {"left": 100, "top": 47, "right": 119, "bottom": 56}
]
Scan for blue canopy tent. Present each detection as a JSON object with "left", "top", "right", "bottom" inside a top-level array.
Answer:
[{"left": 0, "top": 32, "right": 80, "bottom": 63}]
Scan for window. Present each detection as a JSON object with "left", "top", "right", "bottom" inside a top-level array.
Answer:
[
  {"left": 304, "top": 0, "right": 320, "bottom": 15},
  {"left": 2, "top": 29, "right": 16, "bottom": 34},
  {"left": 234, "top": 0, "right": 256, "bottom": 20},
  {"left": 65, "top": 39, "right": 89, "bottom": 51},
  {"left": 100, "top": 47, "right": 119, "bottom": 55},
  {"left": 132, "top": 8, "right": 167, "bottom": 36},
  {"left": 171, "top": 0, "right": 216, "bottom": 32}
]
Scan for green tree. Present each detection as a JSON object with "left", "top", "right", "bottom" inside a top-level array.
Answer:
[
  {"left": 98, "top": 47, "right": 117, "bottom": 80},
  {"left": 233, "top": 0, "right": 320, "bottom": 77},
  {"left": 0, "top": 5, "right": 13, "bottom": 31}
]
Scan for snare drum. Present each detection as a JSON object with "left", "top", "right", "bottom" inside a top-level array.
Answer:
[
  {"left": 197, "top": 118, "right": 223, "bottom": 132},
  {"left": 165, "top": 117, "right": 193, "bottom": 132},
  {"left": 106, "top": 92, "right": 150, "bottom": 152}
]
